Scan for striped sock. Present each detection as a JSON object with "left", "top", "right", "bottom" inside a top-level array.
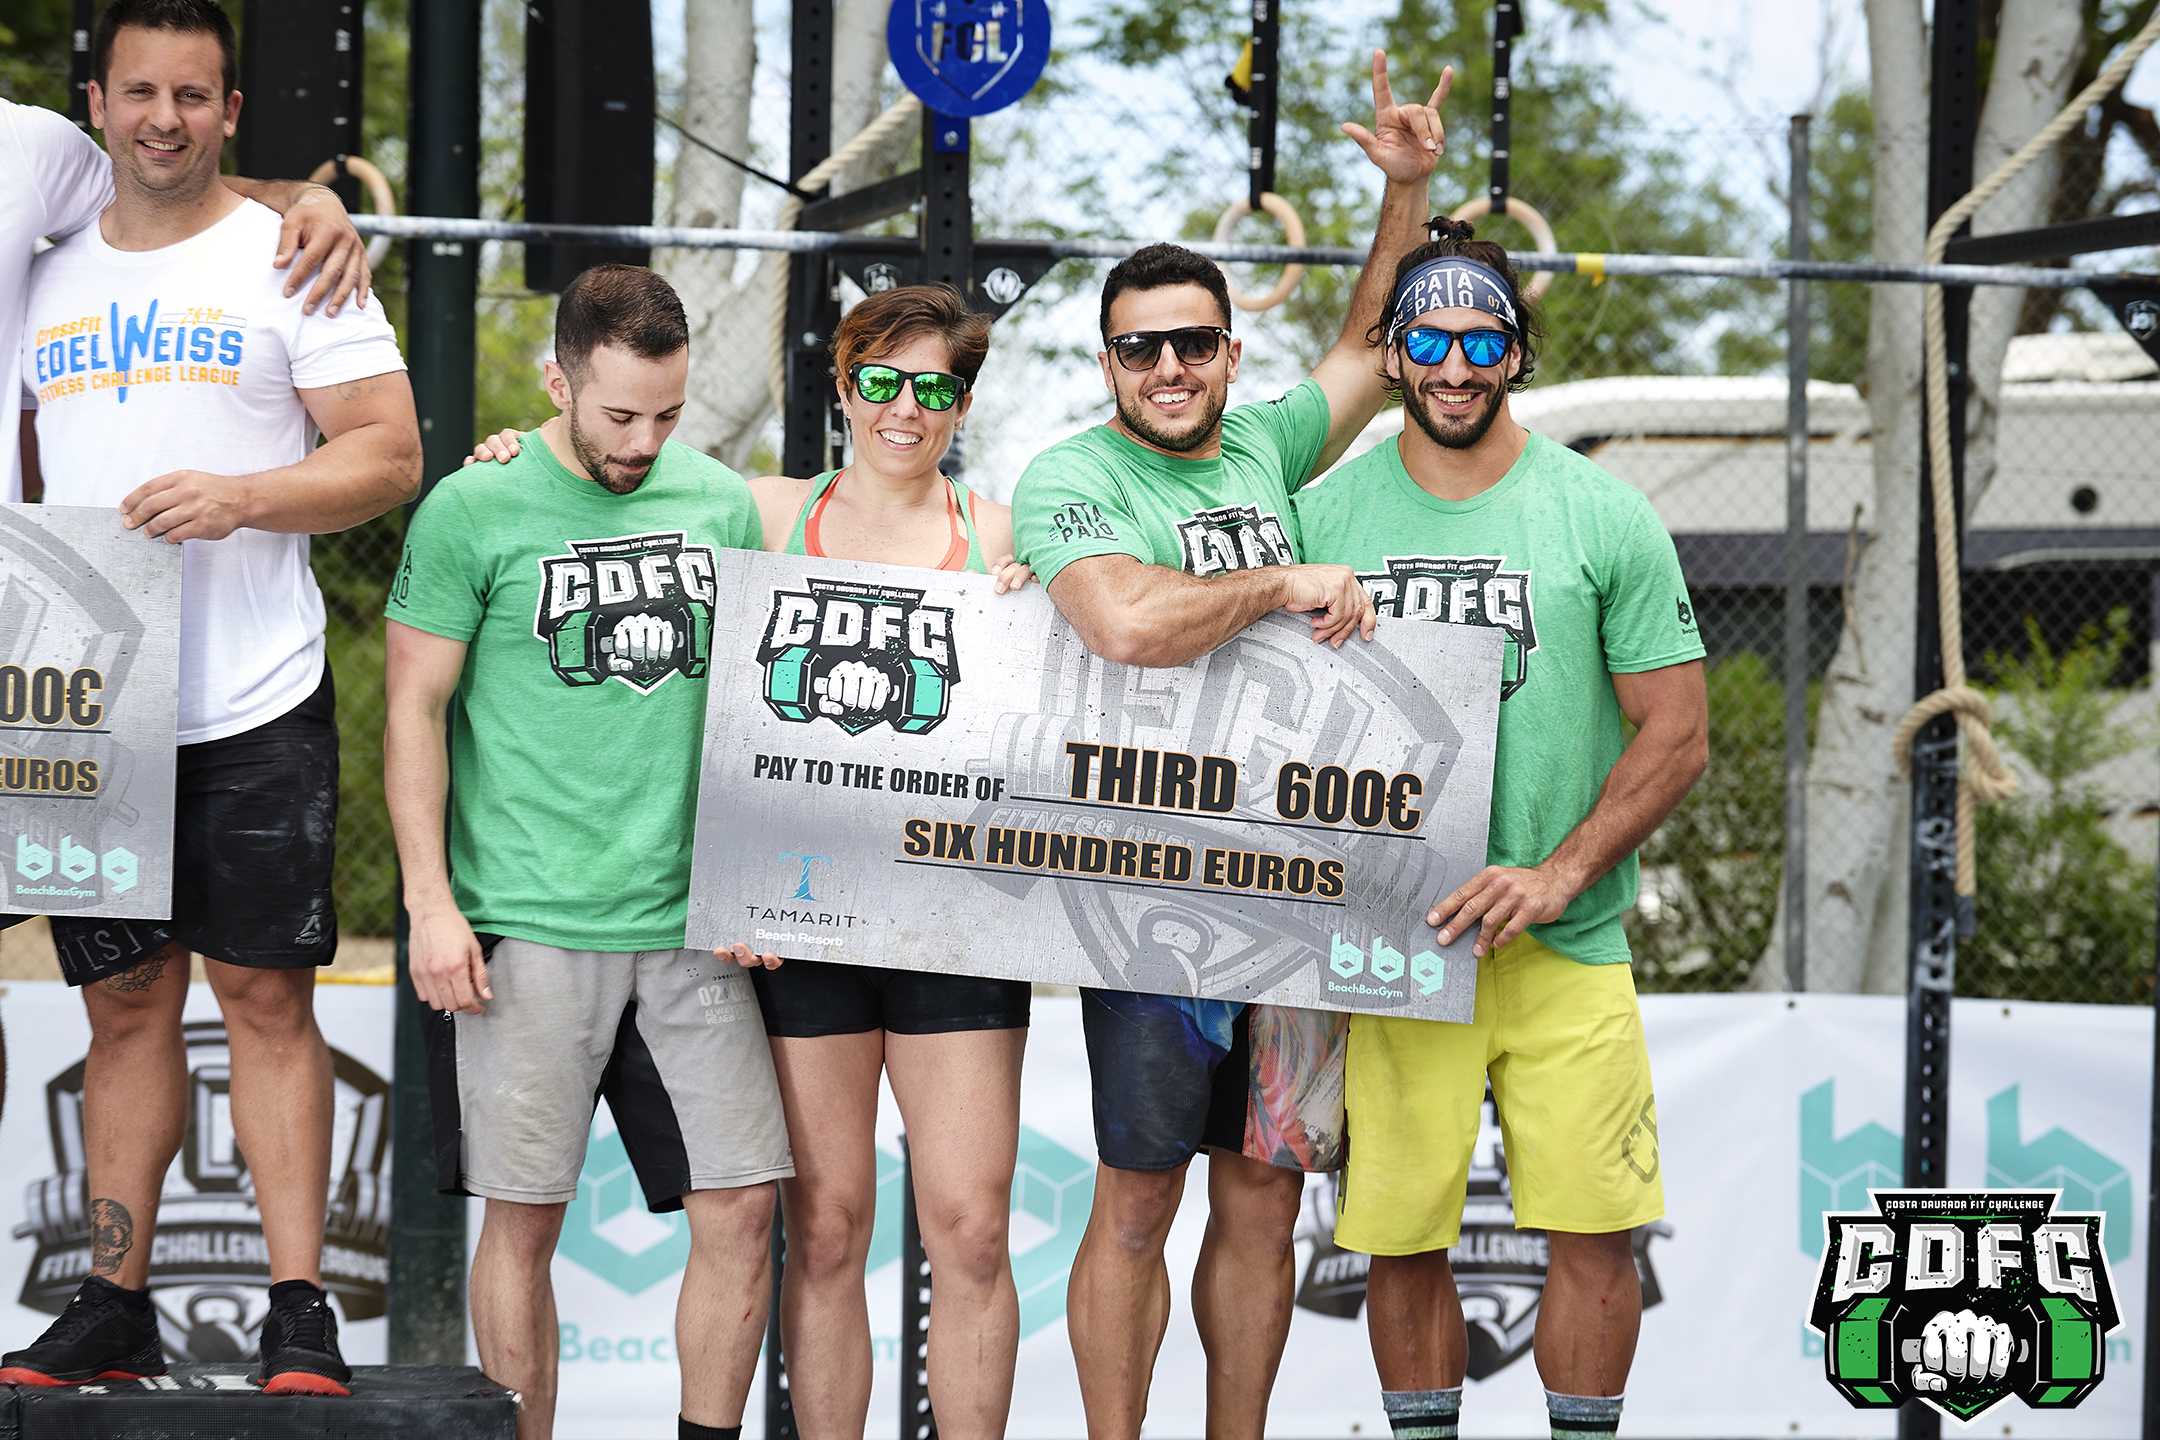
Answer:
[
  {"left": 1548, "top": 1390, "right": 1623, "bottom": 1439},
  {"left": 1382, "top": 1387, "right": 1461, "bottom": 1439}
]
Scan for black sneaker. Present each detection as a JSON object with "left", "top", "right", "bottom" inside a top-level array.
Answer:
[
  {"left": 251, "top": 1281, "right": 351, "bottom": 1396},
  {"left": 0, "top": 1274, "right": 166, "bottom": 1386}
]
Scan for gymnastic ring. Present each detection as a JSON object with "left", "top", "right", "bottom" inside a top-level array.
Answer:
[
  {"left": 1448, "top": 194, "right": 1556, "bottom": 301},
  {"left": 307, "top": 154, "right": 397, "bottom": 268},
  {"left": 1211, "top": 191, "right": 1308, "bottom": 313}
]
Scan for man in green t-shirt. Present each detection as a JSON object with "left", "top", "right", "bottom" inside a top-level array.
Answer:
[
  {"left": 1293, "top": 226, "right": 1707, "bottom": 1440},
  {"left": 1011, "top": 52, "right": 1453, "bottom": 1440},
  {"left": 383, "top": 266, "right": 790, "bottom": 1440}
]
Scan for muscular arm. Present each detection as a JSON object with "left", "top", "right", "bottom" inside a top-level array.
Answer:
[
  {"left": 1046, "top": 553, "right": 1371, "bottom": 668},
  {"left": 1307, "top": 176, "right": 1434, "bottom": 474},
  {"left": 384, "top": 620, "right": 490, "bottom": 1012},
  {"left": 121, "top": 371, "right": 422, "bottom": 541},
  {"left": 1429, "top": 660, "right": 1709, "bottom": 955},
  {"left": 1304, "top": 54, "right": 1454, "bottom": 477}
]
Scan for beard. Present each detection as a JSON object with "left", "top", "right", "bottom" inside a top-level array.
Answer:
[
  {"left": 567, "top": 406, "right": 658, "bottom": 494},
  {"left": 1404, "top": 377, "right": 1508, "bottom": 451},
  {"left": 1115, "top": 382, "right": 1228, "bottom": 454}
]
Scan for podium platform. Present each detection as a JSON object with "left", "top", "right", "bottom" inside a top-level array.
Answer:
[{"left": 1, "top": 1364, "right": 517, "bottom": 1439}]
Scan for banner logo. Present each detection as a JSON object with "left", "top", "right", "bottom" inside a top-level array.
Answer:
[
  {"left": 759, "top": 578, "right": 959, "bottom": 736},
  {"left": 534, "top": 532, "right": 718, "bottom": 693},
  {"left": 1809, "top": 1189, "right": 2119, "bottom": 1419},
  {"left": 14, "top": 1021, "right": 389, "bottom": 1355},
  {"left": 1175, "top": 504, "right": 1294, "bottom": 577},
  {"left": 1358, "top": 556, "right": 1538, "bottom": 700},
  {"left": 557, "top": 1126, "right": 689, "bottom": 1295}
]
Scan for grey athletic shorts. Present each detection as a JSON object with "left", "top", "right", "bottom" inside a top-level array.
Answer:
[{"left": 427, "top": 938, "right": 792, "bottom": 1211}]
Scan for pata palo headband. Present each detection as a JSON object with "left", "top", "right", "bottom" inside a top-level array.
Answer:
[{"left": 1387, "top": 256, "right": 1521, "bottom": 339}]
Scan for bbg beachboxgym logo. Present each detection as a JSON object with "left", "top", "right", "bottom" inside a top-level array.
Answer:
[
  {"left": 533, "top": 532, "right": 718, "bottom": 693},
  {"left": 1809, "top": 1189, "right": 2119, "bottom": 1419},
  {"left": 11, "top": 832, "right": 137, "bottom": 900},
  {"left": 759, "top": 578, "right": 959, "bottom": 736},
  {"left": 1174, "top": 504, "right": 1294, "bottom": 577},
  {"left": 557, "top": 1127, "right": 689, "bottom": 1295},
  {"left": 1357, "top": 556, "right": 1538, "bottom": 700},
  {"left": 1325, "top": 931, "right": 1445, "bottom": 1001}
]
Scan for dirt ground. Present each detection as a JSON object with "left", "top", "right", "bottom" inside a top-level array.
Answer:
[{"left": 0, "top": 918, "right": 397, "bottom": 984}]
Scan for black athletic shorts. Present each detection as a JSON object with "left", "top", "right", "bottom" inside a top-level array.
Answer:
[
  {"left": 751, "top": 957, "right": 1030, "bottom": 1037},
  {"left": 46, "top": 664, "right": 340, "bottom": 987}
]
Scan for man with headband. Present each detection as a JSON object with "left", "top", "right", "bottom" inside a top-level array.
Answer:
[
  {"left": 1294, "top": 221, "right": 1707, "bottom": 1440},
  {"left": 1012, "top": 52, "right": 1449, "bottom": 1440}
]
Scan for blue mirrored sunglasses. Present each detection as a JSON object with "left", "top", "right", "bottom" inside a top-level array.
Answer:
[{"left": 1401, "top": 325, "right": 1513, "bottom": 369}]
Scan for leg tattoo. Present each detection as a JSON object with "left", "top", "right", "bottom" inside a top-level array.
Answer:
[
  {"left": 103, "top": 952, "right": 171, "bottom": 994},
  {"left": 90, "top": 1198, "right": 135, "bottom": 1277}
]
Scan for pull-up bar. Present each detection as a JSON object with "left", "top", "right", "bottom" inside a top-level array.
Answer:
[{"left": 348, "top": 213, "right": 2156, "bottom": 291}]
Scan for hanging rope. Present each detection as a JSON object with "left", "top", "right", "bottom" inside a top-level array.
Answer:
[
  {"left": 766, "top": 95, "right": 926, "bottom": 415},
  {"left": 1893, "top": 8, "right": 2160, "bottom": 898}
]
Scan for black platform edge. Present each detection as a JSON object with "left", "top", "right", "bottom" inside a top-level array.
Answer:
[{"left": 8, "top": 1363, "right": 516, "bottom": 1440}]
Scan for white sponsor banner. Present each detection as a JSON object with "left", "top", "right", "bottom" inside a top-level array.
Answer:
[
  {"left": 0, "top": 983, "right": 2146, "bottom": 1435},
  {"left": 0, "top": 981, "right": 392, "bottom": 1368}
]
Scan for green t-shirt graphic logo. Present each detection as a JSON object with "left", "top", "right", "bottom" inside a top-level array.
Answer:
[
  {"left": 1358, "top": 555, "right": 1539, "bottom": 700},
  {"left": 534, "top": 531, "right": 718, "bottom": 693},
  {"left": 1175, "top": 503, "right": 1294, "bottom": 577}
]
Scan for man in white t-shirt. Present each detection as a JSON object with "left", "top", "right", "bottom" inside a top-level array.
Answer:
[
  {"left": 0, "top": 76, "right": 371, "bottom": 972},
  {"left": 1, "top": 0, "right": 420, "bottom": 1399}
]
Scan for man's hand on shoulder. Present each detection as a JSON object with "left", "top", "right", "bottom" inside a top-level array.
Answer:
[
  {"left": 272, "top": 185, "right": 371, "bottom": 318},
  {"left": 1340, "top": 50, "right": 1452, "bottom": 186},
  {"left": 121, "top": 470, "right": 256, "bottom": 543},
  {"left": 466, "top": 428, "right": 523, "bottom": 466},
  {"left": 1279, "top": 563, "right": 1377, "bottom": 647}
]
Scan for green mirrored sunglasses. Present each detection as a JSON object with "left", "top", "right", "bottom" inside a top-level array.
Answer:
[{"left": 849, "top": 363, "right": 967, "bottom": 411}]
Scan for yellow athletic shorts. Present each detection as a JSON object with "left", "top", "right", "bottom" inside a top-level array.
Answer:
[{"left": 1334, "top": 933, "right": 1663, "bottom": 1255}]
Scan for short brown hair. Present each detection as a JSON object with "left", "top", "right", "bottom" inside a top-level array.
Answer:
[
  {"left": 831, "top": 285, "right": 991, "bottom": 385},
  {"left": 96, "top": 0, "right": 237, "bottom": 97},
  {"left": 555, "top": 265, "right": 689, "bottom": 384},
  {"left": 1368, "top": 218, "right": 1544, "bottom": 396}
]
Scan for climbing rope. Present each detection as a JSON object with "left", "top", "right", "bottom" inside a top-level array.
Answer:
[
  {"left": 1894, "top": 7, "right": 2160, "bottom": 898},
  {"left": 766, "top": 95, "right": 926, "bottom": 415}
]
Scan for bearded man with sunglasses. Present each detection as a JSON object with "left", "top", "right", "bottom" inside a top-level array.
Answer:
[
  {"left": 1293, "top": 224, "right": 1707, "bottom": 1440},
  {"left": 1011, "top": 51, "right": 1452, "bottom": 1440}
]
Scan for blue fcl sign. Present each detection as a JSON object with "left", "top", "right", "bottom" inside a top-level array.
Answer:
[{"left": 887, "top": 0, "right": 1051, "bottom": 118}]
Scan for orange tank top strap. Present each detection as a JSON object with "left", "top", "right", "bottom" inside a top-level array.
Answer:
[{"left": 804, "top": 468, "right": 968, "bottom": 572}]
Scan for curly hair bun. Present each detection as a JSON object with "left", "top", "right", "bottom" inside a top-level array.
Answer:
[{"left": 1426, "top": 215, "right": 1478, "bottom": 243}]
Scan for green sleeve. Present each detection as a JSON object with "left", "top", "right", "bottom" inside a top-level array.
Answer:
[
  {"left": 385, "top": 481, "right": 488, "bottom": 641},
  {"left": 715, "top": 468, "right": 763, "bottom": 550},
  {"left": 1244, "top": 378, "right": 1333, "bottom": 492},
  {"left": 1011, "top": 443, "right": 1149, "bottom": 587},
  {"left": 1600, "top": 496, "right": 1707, "bottom": 673}
]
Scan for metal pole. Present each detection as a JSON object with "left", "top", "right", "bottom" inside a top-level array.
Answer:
[
  {"left": 1783, "top": 113, "right": 1811, "bottom": 992},
  {"left": 1490, "top": 0, "right": 1521, "bottom": 211},
  {"left": 1247, "top": 0, "right": 1277, "bottom": 210},
  {"left": 69, "top": 0, "right": 93, "bottom": 128},
  {"left": 389, "top": 0, "right": 479, "bottom": 1368},
  {"left": 899, "top": 1134, "right": 936, "bottom": 1440},
  {"left": 781, "top": 0, "right": 839, "bottom": 481},
  {"left": 2146, "top": 849, "right": 2160, "bottom": 1435},
  {"left": 1899, "top": 2, "right": 1980, "bottom": 1435}
]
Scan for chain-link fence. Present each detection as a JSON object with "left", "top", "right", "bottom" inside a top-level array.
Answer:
[{"left": 260, "top": 5, "right": 2160, "bottom": 1017}]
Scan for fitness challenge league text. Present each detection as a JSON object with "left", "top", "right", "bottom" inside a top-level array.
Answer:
[
  {"left": 685, "top": 551, "right": 1502, "bottom": 1021},
  {"left": 0, "top": 504, "right": 180, "bottom": 920}
]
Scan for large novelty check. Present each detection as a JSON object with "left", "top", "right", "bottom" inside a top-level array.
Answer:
[
  {"left": 0, "top": 504, "right": 180, "bottom": 919},
  {"left": 686, "top": 551, "right": 1501, "bottom": 1021}
]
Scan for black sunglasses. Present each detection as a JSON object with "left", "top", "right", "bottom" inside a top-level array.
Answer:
[
  {"left": 849, "top": 363, "right": 967, "bottom": 411},
  {"left": 1106, "top": 325, "right": 1232, "bottom": 373}
]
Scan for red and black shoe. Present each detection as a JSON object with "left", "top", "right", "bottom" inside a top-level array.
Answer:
[
  {"left": 250, "top": 1281, "right": 351, "bottom": 1396},
  {"left": 0, "top": 1274, "right": 167, "bottom": 1386}
]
